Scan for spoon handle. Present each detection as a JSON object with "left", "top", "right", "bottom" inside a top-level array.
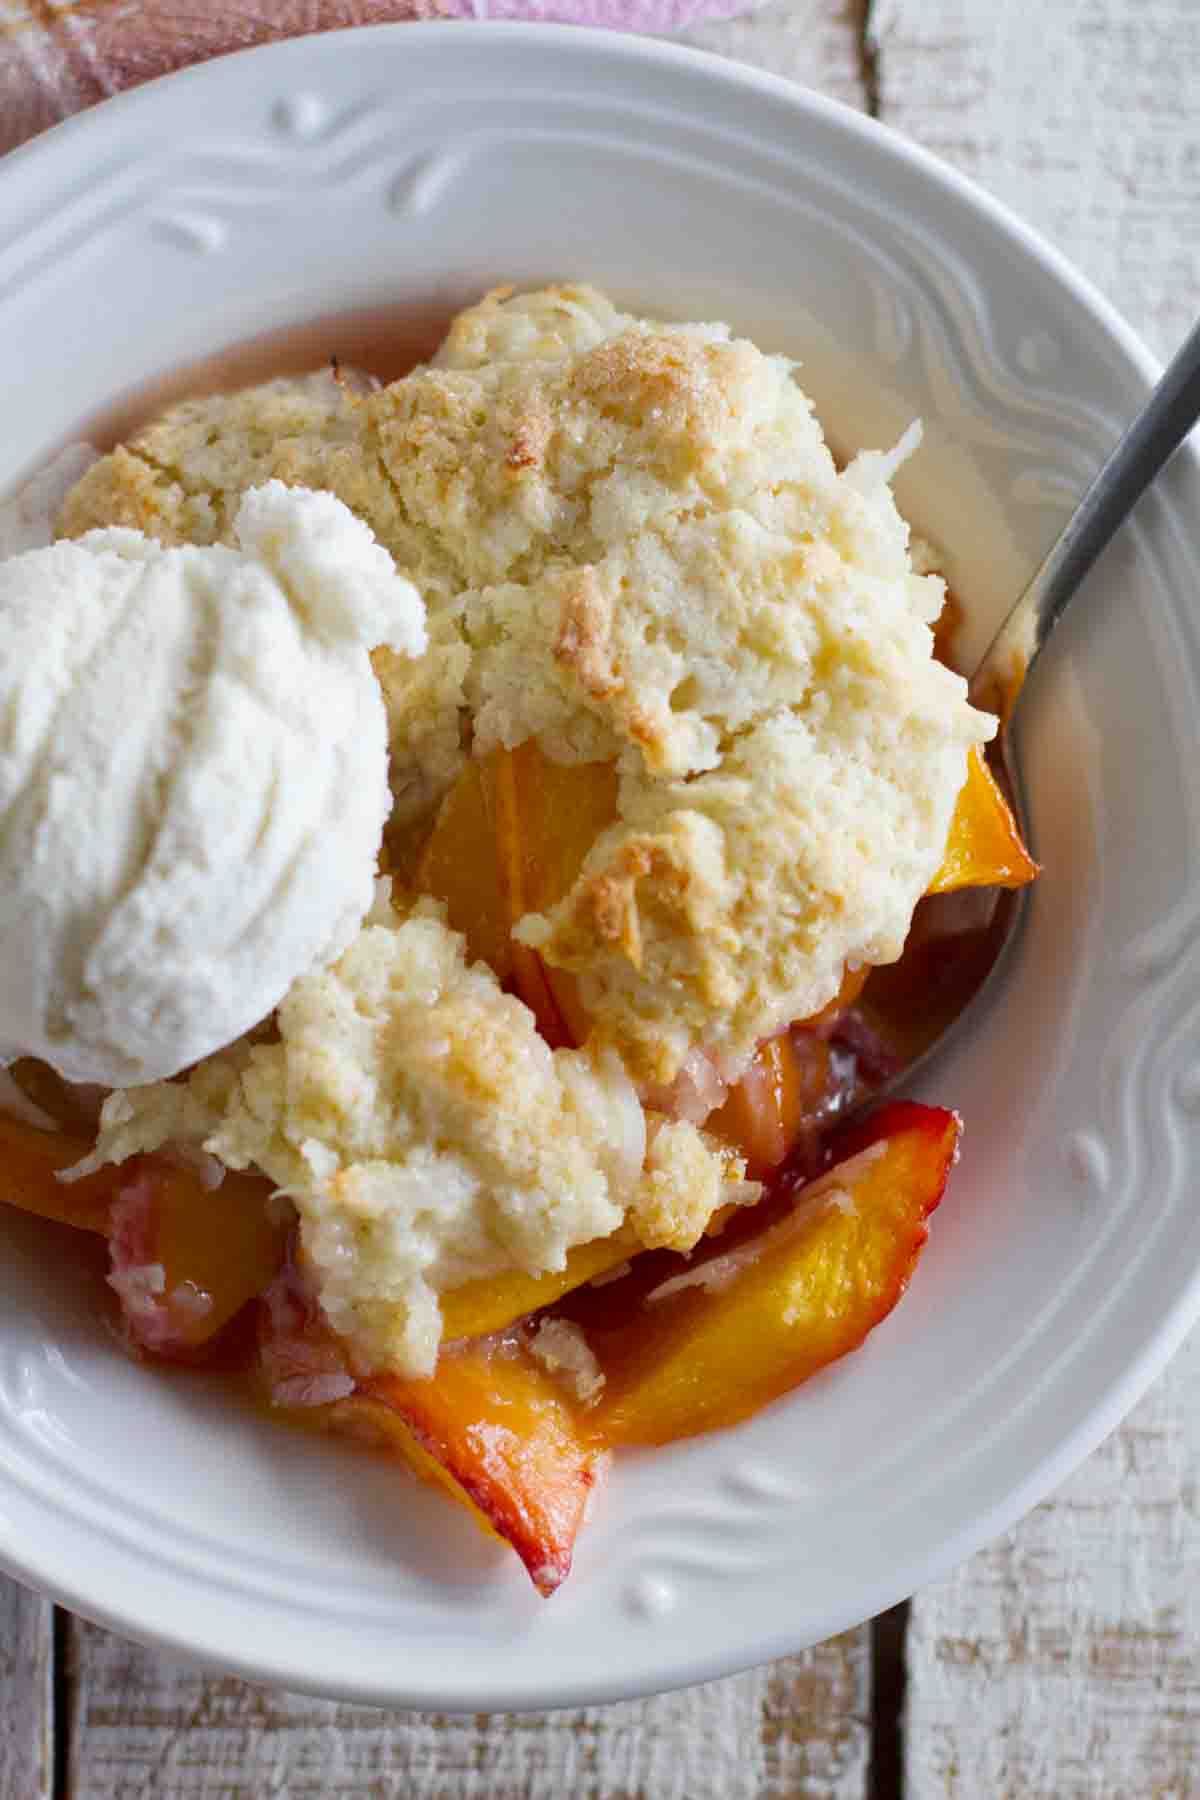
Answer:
[{"left": 970, "top": 313, "right": 1200, "bottom": 710}]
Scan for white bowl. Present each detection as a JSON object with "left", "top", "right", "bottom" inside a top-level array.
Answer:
[{"left": 2, "top": 23, "right": 1199, "bottom": 1708}]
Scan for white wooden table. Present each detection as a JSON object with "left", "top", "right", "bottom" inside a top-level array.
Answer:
[{"left": 2, "top": 2, "right": 1198, "bottom": 1792}]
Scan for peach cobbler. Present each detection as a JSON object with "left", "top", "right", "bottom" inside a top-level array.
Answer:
[{"left": 0, "top": 288, "right": 1036, "bottom": 1591}]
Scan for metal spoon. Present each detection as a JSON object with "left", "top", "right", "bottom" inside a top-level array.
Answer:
[{"left": 854, "top": 314, "right": 1200, "bottom": 1094}]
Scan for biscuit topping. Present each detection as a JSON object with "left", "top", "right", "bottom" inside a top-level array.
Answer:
[{"left": 61, "top": 284, "right": 995, "bottom": 1367}]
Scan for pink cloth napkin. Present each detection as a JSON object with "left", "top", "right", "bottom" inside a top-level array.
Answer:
[{"left": 1, "top": 0, "right": 758, "bottom": 156}]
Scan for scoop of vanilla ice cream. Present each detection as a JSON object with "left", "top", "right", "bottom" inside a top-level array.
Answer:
[{"left": 0, "top": 479, "right": 426, "bottom": 1086}]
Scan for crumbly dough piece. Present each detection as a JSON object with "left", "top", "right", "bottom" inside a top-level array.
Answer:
[
  {"left": 519, "top": 596, "right": 989, "bottom": 1086},
  {"left": 61, "top": 373, "right": 385, "bottom": 547},
  {"left": 432, "top": 282, "right": 628, "bottom": 370},
  {"left": 60, "top": 286, "right": 994, "bottom": 1087},
  {"left": 518, "top": 687, "right": 982, "bottom": 1083},
  {"left": 630, "top": 1116, "right": 743, "bottom": 1252},
  {"left": 80, "top": 898, "right": 746, "bottom": 1376},
  {"left": 59, "top": 289, "right": 871, "bottom": 790},
  {"left": 59, "top": 370, "right": 471, "bottom": 838}
]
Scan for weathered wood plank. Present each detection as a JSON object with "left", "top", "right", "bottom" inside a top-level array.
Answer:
[
  {"left": 65, "top": 1619, "right": 869, "bottom": 1799},
  {"left": 677, "top": 0, "right": 868, "bottom": 114},
  {"left": 872, "top": 0, "right": 1200, "bottom": 363},
  {"left": 873, "top": 2, "right": 1200, "bottom": 1792},
  {"left": 0, "top": 1578, "right": 54, "bottom": 1800},
  {"left": 904, "top": 1335, "right": 1200, "bottom": 1799}
]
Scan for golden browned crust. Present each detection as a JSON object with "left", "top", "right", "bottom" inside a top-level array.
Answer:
[
  {"left": 570, "top": 332, "right": 739, "bottom": 451},
  {"left": 505, "top": 392, "right": 554, "bottom": 472},
  {"left": 58, "top": 287, "right": 993, "bottom": 1091},
  {"left": 566, "top": 837, "right": 698, "bottom": 973},
  {"left": 59, "top": 446, "right": 198, "bottom": 544},
  {"left": 553, "top": 567, "right": 622, "bottom": 701},
  {"left": 629, "top": 1116, "right": 744, "bottom": 1253}
]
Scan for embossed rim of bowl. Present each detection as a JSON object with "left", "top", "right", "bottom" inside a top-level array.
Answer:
[{"left": 1, "top": 22, "right": 1198, "bottom": 1708}]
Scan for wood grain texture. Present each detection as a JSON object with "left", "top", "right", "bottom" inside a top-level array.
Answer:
[
  {"left": 873, "top": 3, "right": 1200, "bottom": 1794},
  {"left": 64, "top": 1619, "right": 869, "bottom": 1798},
  {"left": 903, "top": 1337, "right": 1200, "bottom": 1799},
  {"left": 872, "top": 0, "right": 1200, "bottom": 363},
  {"left": 0, "top": 1580, "right": 53, "bottom": 1799},
  {"left": 677, "top": 0, "right": 867, "bottom": 112}
]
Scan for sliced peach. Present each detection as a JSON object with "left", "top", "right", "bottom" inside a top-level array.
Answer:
[
  {"left": 106, "top": 1158, "right": 285, "bottom": 1357},
  {"left": 498, "top": 745, "right": 611, "bottom": 1045},
  {"left": 439, "top": 1224, "right": 640, "bottom": 1342},
  {"left": 357, "top": 1346, "right": 609, "bottom": 1595},
  {"left": 259, "top": 1280, "right": 608, "bottom": 1596},
  {"left": 440, "top": 1156, "right": 754, "bottom": 1341},
  {"left": 503, "top": 740, "right": 620, "bottom": 917},
  {"left": 584, "top": 1101, "right": 959, "bottom": 1445},
  {"left": 705, "top": 965, "right": 876, "bottom": 1175},
  {"left": 536, "top": 963, "right": 591, "bottom": 1051},
  {"left": 416, "top": 755, "right": 513, "bottom": 982},
  {"left": 707, "top": 1034, "right": 830, "bottom": 1177},
  {"left": 490, "top": 742, "right": 616, "bottom": 1044},
  {"left": 0, "top": 1111, "right": 116, "bottom": 1235},
  {"left": 929, "top": 747, "right": 1038, "bottom": 894},
  {"left": 133, "top": 1164, "right": 286, "bottom": 1352},
  {"left": 417, "top": 742, "right": 615, "bottom": 1045},
  {"left": 441, "top": 1128, "right": 753, "bottom": 1338},
  {"left": 0, "top": 1113, "right": 284, "bottom": 1352},
  {"left": 488, "top": 746, "right": 568, "bottom": 1045}
]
